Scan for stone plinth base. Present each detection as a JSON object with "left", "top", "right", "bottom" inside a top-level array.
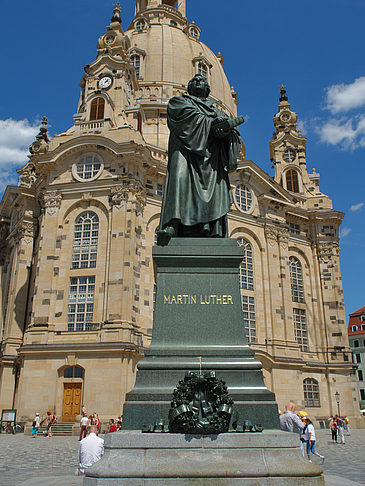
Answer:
[{"left": 84, "top": 431, "right": 324, "bottom": 485}]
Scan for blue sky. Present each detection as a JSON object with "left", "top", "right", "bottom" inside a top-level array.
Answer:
[{"left": 1, "top": 0, "right": 364, "bottom": 316}]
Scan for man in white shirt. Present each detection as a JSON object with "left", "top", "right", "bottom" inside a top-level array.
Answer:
[{"left": 78, "top": 425, "right": 104, "bottom": 474}]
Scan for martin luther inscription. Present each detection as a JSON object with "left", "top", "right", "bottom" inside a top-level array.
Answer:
[{"left": 164, "top": 294, "right": 234, "bottom": 305}]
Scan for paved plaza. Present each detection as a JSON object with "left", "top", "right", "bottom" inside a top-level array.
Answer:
[{"left": 0, "top": 429, "right": 364, "bottom": 485}]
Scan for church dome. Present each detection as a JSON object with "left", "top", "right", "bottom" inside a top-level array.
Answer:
[{"left": 125, "top": 4, "right": 237, "bottom": 116}]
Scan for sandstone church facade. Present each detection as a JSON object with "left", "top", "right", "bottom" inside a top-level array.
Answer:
[{"left": 0, "top": 0, "right": 361, "bottom": 426}]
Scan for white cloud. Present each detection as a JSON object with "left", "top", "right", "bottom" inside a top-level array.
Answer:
[
  {"left": 317, "top": 114, "right": 365, "bottom": 150},
  {"left": 351, "top": 202, "right": 365, "bottom": 212},
  {"left": 0, "top": 119, "right": 39, "bottom": 196},
  {"left": 339, "top": 227, "right": 352, "bottom": 238},
  {"left": 0, "top": 118, "right": 39, "bottom": 166},
  {"left": 325, "top": 77, "right": 365, "bottom": 114}
]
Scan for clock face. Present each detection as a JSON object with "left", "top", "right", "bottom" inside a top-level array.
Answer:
[
  {"left": 99, "top": 76, "right": 113, "bottom": 89},
  {"left": 280, "top": 112, "right": 291, "bottom": 122}
]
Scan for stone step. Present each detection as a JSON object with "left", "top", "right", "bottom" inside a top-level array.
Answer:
[{"left": 25, "top": 422, "right": 76, "bottom": 436}]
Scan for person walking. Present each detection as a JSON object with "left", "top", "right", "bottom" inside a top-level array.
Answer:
[
  {"left": 345, "top": 416, "right": 350, "bottom": 435},
  {"left": 304, "top": 418, "right": 324, "bottom": 464},
  {"left": 336, "top": 415, "right": 345, "bottom": 444},
  {"left": 47, "top": 412, "right": 57, "bottom": 437},
  {"left": 329, "top": 416, "right": 338, "bottom": 443},
  {"left": 32, "top": 413, "right": 40, "bottom": 438},
  {"left": 80, "top": 414, "right": 89, "bottom": 441}
]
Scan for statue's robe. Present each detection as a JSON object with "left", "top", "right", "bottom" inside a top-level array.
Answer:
[{"left": 159, "top": 94, "right": 241, "bottom": 237}]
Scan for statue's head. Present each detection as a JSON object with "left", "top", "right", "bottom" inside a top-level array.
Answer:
[{"left": 187, "top": 74, "right": 210, "bottom": 99}]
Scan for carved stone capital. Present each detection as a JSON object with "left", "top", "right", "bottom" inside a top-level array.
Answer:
[
  {"left": 109, "top": 182, "right": 146, "bottom": 215},
  {"left": 13, "top": 222, "right": 35, "bottom": 245},
  {"left": 109, "top": 185, "right": 129, "bottom": 209},
  {"left": 264, "top": 226, "right": 278, "bottom": 247},
  {"left": 42, "top": 191, "right": 62, "bottom": 216},
  {"left": 317, "top": 242, "right": 340, "bottom": 263}
]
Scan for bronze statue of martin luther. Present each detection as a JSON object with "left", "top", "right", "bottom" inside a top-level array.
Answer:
[{"left": 157, "top": 74, "right": 244, "bottom": 241}]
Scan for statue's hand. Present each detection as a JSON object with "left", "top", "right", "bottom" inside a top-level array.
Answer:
[{"left": 211, "top": 116, "right": 227, "bottom": 126}]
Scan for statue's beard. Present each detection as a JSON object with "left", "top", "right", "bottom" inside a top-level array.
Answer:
[{"left": 189, "top": 86, "right": 210, "bottom": 98}]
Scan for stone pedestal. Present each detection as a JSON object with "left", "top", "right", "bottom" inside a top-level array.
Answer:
[
  {"left": 84, "top": 431, "right": 324, "bottom": 485},
  {"left": 122, "top": 238, "right": 278, "bottom": 430}
]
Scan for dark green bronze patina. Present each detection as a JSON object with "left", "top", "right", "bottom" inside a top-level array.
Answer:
[
  {"left": 158, "top": 74, "right": 244, "bottom": 240},
  {"left": 122, "top": 239, "right": 280, "bottom": 430}
]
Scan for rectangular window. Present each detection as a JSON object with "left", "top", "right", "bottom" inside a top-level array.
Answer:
[
  {"left": 146, "top": 180, "right": 153, "bottom": 190},
  {"left": 293, "top": 308, "right": 308, "bottom": 352},
  {"left": 67, "top": 276, "right": 95, "bottom": 331},
  {"left": 360, "top": 389, "right": 365, "bottom": 401},
  {"left": 356, "top": 354, "right": 361, "bottom": 363},
  {"left": 354, "top": 340, "right": 359, "bottom": 348},
  {"left": 242, "top": 295, "right": 256, "bottom": 343},
  {"left": 156, "top": 184, "right": 163, "bottom": 197},
  {"left": 358, "top": 370, "right": 364, "bottom": 381},
  {"left": 288, "top": 222, "right": 300, "bottom": 235}
]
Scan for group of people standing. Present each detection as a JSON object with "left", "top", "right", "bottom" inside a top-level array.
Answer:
[
  {"left": 79, "top": 408, "right": 100, "bottom": 441},
  {"left": 329, "top": 415, "right": 350, "bottom": 444}
]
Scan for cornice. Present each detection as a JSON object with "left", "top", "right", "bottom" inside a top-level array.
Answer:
[{"left": 19, "top": 342, "right": 146, "bottom": 356}]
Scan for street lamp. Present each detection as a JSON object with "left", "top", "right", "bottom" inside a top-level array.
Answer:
[{"left": 335, "top": 391, "right": 341, "bottom": 417}]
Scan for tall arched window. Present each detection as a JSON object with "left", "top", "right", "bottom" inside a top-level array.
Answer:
[
  {"left": 286, "top": 169, "right": 299, "bottom": 193},
  {"left": 90, "top": 97, "right": 105, "bottom": 121},
  {"left": 289, "top": 256, "right": 304, "bottom": 303},
  {"left": 237, "top": 238, "right": 254, "bottom": 290},
  {"left": 303, "top": 378, "right": 320, "bottom": 407},
  {"left": 72, "top": 212, "right": 99, "bottom": 269},
  {"left": 131, "top": 55, "right": 141, "bottom": 78}
]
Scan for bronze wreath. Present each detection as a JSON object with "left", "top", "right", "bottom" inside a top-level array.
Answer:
[{"left": 168, "top": 371, "right": 234, "bottom": 434}]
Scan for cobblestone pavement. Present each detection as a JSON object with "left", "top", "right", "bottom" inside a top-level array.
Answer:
[{"left": 0, "top": 429, "right": 363, "bottom": 485}]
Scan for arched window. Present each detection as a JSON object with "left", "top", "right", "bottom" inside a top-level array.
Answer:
[
  {"left": 198, "top": 62, "right": 208, "bottom": 79},
  {"left": 237, "top": 239, "right": 254, "bottom": 290},
  {"left": 90, "top": 97, "right": 105, "bottom": 121},
  {"left": 64, "top": 366, "right": 84, "bottom": 379},
  {"left": 303, "top": 378, "right": 320, "bottom": 407},
  {"left": 352, "top": 325, "right": 358, "bottom": 332},
  {"left": 72, "top": 212, "right": 99, "bottom": 269},
  {"left": 289, "top": 256, "right": 304, "bottom": 303},
  {"left": 131, "top": 55, "right": 141, "bottom": 78},
  {"left": 286, "top": 169, "right": 299, "bottom": 193}
]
